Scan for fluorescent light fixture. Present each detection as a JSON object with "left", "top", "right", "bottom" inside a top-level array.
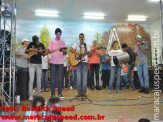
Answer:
[
  {"left": 84, "top": 12, "right": 105, "bottom": 16},
  {"left": 127, "top": 18, "right": 146, "bottom": 21},
  {"left": 35, "top": 9, "right": 58, "bottom": 17},
  {"left": 83, "top": 12, "right": 105, "bottom": 19},
  {"left": 84, "top": 16, "right": 104, "bottom": 19},
  {"left": 127, "top": 15, "right": 147, "bottom": 21},
  {"left": 35, "top": 10, "right": 58, "bottom": 14},
  {"left": 35, "top": 13, "right": 58, "bottom": 17}
]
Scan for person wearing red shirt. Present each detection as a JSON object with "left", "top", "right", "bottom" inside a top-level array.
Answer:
[{"left": 88, "top": 40, "right": 102, "bottom": 90}]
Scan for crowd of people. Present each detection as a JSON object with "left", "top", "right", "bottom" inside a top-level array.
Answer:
[{"left": 15, "top": 28, "right": 150, "bottom": 101}]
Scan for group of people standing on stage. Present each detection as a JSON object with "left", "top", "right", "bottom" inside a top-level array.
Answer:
[{"left": 15, "top": 28, "right": 150, "bottom": 101}]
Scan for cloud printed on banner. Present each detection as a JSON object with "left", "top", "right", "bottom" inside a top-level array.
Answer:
[{"left": 16, "top": 19, "right": 150, "bottom": 47}]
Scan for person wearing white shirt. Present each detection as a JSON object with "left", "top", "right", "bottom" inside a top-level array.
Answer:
[
  {"left": 70, "top": 33, "right": 91, "bottom": 97},
  {"left": 62, "top": 51, "right": 69, "bottom": 90},
  {"left": 108, "top": 41, "right": 123, "bottom": 94},
  {"left": 41, "top": 55, "right": 50, "bottom": 92}
]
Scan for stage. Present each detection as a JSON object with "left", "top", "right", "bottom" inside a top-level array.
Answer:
[{"left": 15, "top": 88, "right": 163, "bottom": 122}]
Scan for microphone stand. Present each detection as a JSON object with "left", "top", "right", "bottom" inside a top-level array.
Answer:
[{"left": 69, "top": 40, "right": 92, "bottom": 103}]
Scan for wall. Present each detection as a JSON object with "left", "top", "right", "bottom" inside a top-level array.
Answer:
[{"left": 150, "top": 19, "right": 163, "bottom": 65}]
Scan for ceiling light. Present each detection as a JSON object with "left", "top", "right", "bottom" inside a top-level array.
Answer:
[
  {"left": 127, "top": 15, "right": 147, "bottom": 21},
  {"left": 128, "top": 15, "right": 147, "bottom": 19},
  {"left": 35, "top": 10, "right": 58, "bottom": 14},
  {"left": 127, "top": 18, "right": 146, "bottom": 21},
  {"left": 84, "top": 12, "right": 105, "bottom": 17},
  {"left": 35, "top": 13, "right": 58, "bottom": 17},
  {"left": 35, "top": 9, "right": 58, "bottom": 17},
  {"left": 83, "top": 12, "right": 105, "bottom": 20},
  {"left": 84, "top": 16, "right": 104, "bottom": 19}
]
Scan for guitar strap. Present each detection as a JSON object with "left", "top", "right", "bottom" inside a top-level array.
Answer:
[
  {"left": 78, "top": 43, "right": 87, "bottom": 52},
  {"left": 84, "top": 43, "right": 87, "bottom": 53}
]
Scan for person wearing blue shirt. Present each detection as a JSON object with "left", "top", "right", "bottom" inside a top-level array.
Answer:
[{"left": 100, "top": 47, "right": 111, "bottom": 89}]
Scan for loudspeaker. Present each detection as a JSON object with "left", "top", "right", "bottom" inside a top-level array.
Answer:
[
  {"left": 16, "top": 70, "right": 29, "bottom": 100},
  {"left": 133, "top": 71, "right": 141, "bottom": 89}
]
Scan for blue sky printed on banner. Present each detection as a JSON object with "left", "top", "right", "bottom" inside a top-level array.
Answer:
[{"left": 16, "top": 19, "right": 150, "bottom": 47}]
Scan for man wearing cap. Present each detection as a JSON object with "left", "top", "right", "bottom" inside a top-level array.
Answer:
[
  {"left": 134, "top": 35, "right": 149, "bottom": 94},
  {"left": 25, "top": 35, "right": 45, "bottom": 100},
  {"left": 15, "top": 39, "right": 29, "bottom": 71}
]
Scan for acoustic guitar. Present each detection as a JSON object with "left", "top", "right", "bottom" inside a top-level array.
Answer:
[
  {"left": 28, "top": 48, "right": 48, "bottom": 57},
  {"left": 69, "top": 46, "right": 103, "bottom": 66}
]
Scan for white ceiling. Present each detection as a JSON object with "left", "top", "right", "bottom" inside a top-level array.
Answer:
[{"left": 16, "top": 0, "right": 161, "bottom": 24}]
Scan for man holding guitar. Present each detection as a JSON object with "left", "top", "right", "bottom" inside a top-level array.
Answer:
[
  {"left": 25, "top": 35, "right": 46, "bottom": 101},
  {"left": 88, "top": 40, "right": 102, "bottom": 90},
  {"left": 70, "top": 33, "right": 90, "bottom": 97}
]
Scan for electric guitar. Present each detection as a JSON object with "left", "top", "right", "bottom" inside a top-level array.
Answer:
[
  {"left": 28, "top": 48, "right": 48, "bottom": 57},
  {"left": 69, "top": 46, "right": 103, "bottom": 66}
]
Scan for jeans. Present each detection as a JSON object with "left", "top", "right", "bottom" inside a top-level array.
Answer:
[
  {"left": 109, "top": 66, "right": 121, "bottom": 90},
  {"left": 41, "top": 69, "right": 48, "bottom": 89},
  {"left": 87, "top": 69, "right": 91, "bottom": 87},
  {"left": 63, "top": 67, "right": 69, "bottom": 88},
  {"left": 70, "top": 70, "right": 77, "bottom": 86},
  {"left": 137, "top": 63, "right": 149, "bottom": 88},
  {"left": 121, "top": 74, "right": 128, "bottom": 86},
  {"left": 76, "top": 62, "right": 88, "bottom": 93},
  {"left": 16, "top": 65, "right": 28, "bottom": 71},
  {"left": 90, "top": 64, "right": 100, "bottom": 86},
  {"left": 28, "top": 63, "right": 42, "bottom": 96},
  {"left": 127, "top": 64, "right": 135, "bottom": 89},
  {"left": 50, "top": 64, "right": 63, "bottom": 95},
  {"left": 102, "top": 70, "right": 110, "bottom": 88}
]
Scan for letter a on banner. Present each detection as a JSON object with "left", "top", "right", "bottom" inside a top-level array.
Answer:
[{"left": 107, "top": 28, "right": 121, "bottom": 53}]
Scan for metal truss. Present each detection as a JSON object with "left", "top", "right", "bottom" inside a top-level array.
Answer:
[{"left": 0, "top": 0, "right": 16, "bottom": 115}]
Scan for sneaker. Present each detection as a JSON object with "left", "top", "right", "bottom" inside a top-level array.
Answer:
[
  {"left": 108, "top": 90, "right": 111, "bottom": 94},
  {"left": 29, "top": 96, "right": 33, "bottom": 101},
  {"left": 96, "top": 86, "right": 102, "bottom": 90},
  {"left": 70, "top": 86, "right": 73, "bottom": 90},
  {"left": 130, "top": 88, "right": 135, "bottom": 91},
  {"left": 144, "top": 88, "right": 149, "bottom": 94},
  {"left": 50, "top": 94, "right": 55, "bottom": 98},
  {"left": 33, "top": 89, "right": 36, "bottom": 93},
  {"left": 116, "top": 89, "right": 121, "bottom": 94},
  {"left": 44, "top": 89, "right": 49, "bottom": 92},
  {"left": 41, "top": 89, "right": 44, "bottom": 92},
  {"left": 58, "top": 94, "right": 64, "bottom": 98},
  {"left": 139, "top": 87, "right": 145, "bottom": 92}
]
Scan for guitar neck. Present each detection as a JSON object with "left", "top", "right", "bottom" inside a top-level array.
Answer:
[
  {"left": 30, "top": 48, "right": 48, "bottom": 51},
  {"left": 81, "top": 52, "right": 89, "bottom": 57}
]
